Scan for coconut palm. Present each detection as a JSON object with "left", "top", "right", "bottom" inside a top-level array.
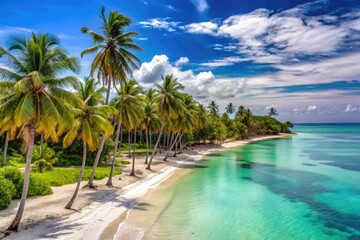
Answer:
[
  {"left": 143, "top": 89, "right": 160, "bottom": 164},
  {"left": 268, "top": 107, "right": 278, "bottom": 118},
  {"left": 63, "top": 78, "right": 114, "bottom": 209},
  {"left": 106, "top": 79, "right": 143, "bottom": 186},
  {"left": 208, "top": 101, "right": 219, "bottom": 116},
  {"left": 146, "top": 75, "right": 184, "bottom": 170},
  {"left": 236, "top": 105, "right": 246, "bottom": 119},
  {"left": 225, "top": 102, "right": 235, "bottom": 115},
  {"left": 0, "top": 32, "right": 79, "bottom": 231},
  {"left": 81, "top": 7, "right": 142, "bottom": 187},
  {"left": 31, "top": 144, "right": 58, "bottom": 173}
]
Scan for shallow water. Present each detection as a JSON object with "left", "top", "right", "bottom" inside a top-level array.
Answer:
[{"left": 122, "top": 124, "right": 360, "bottom": 240}]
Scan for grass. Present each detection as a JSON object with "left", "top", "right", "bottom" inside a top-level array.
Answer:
[
  {"left": 31, "top": 166, "right": 121, "bottom": 187},
  {"left": 116, "top": 160, "right": 131, "bottom": 165},
  {"left": 118, "top": 148, "right": 153, "bottom": 156}
]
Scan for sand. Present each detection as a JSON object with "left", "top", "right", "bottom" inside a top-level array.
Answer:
[{"left": 0, "top": 134, "right": 293, "bottom": 240}]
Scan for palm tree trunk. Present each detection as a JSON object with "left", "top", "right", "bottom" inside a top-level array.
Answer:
[
  {"left": 7, "top": 123, "right": 35, "bottom": 231},
  {"left": 163, "top": 132, "right": 180, "bottom": 161},
  {"left": 146, "top": 117, "right": 165, "bottom": 170},
  {"left": 130, "top": 128, "right": 137, "bottom": 176},
  {"left": 106, "top": 119, "right": 122, "bottom": 187},
  {"left": 2, "top": 131, "right": 9, "bottom": 167},
  {"left": 173, "top": 132, "right": 181, "bottom": 157},
  {"left": 127, "top": 130, "right": 131, "bottom": 158},
  {"left": 65, "top": 140, "right": 87, "bottom": 209},
  {"left": 178, "top": 133, "right": 184, "bottom": 154},
  {"left": 86, "top": 134, "right": 105, "bottom": 188},
  {"left": 144, "top": 126, "right": 149, "bottom": 164},
  {"left": 39, "top": 132, "right": 44, "bottom": 157},
  {"left": 86, "top": 77, "right": 112, "bottom": 188}
]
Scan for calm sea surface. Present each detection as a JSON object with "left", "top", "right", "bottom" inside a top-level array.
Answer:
[{"left": 136, "top": 124, "right": 360, "bottom": 240}]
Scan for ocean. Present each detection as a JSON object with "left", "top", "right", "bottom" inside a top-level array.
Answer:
[{"left": 122, "top": 124, "right": 360, "bottom": 240}]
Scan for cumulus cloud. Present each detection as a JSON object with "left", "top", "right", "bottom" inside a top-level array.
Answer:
[
  {"left": 189, "top": 0, "right": 209, "bottom": 12},
  {"left": 174, "top": 57, "right": 189, "bottom": 67},
  {"left": 307, "top": 105, "right": 317, "bottom": 111},
  {"left": 345, "top": 104, "right": 358, "bottom": 112},
  {"left": 184, "top": 22, "right": 218, "bottom": 35},
  {"left": 139, "top": 18, "right": 180, "bottom": 32},
  {"left": 138, "top": 37, "right": 148, "bottom": 41},
  {"left": 133, "top": 54, "right": 246, "bottom": 100}
]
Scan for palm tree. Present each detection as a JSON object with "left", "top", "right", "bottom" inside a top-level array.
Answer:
[
  {"left": 106, "top": 79, "right": 143, "bottom": 186},
  {"left": 63, "top": 78, "right": 114, "bottom": 209},
  {"left": 81, "top": 7, "right": 142, "bottom": 188},
  {"left": 225, "top": 102, "right": 235, "bottom": 115},
  {"left": 146, "top": 75, "right": 184, "bottom": 170},
  {"left": 236, "top": 105, "right": 246, "bottom": 119},
  {"left": 31, "top": 144, "right": 58, "bottom": 173},
  {"left": 0, "top": 32, "right": 79, "bottom": 231},
  {"left": 268, "top": 107, "right": 278, "bottom": 117},
  {"left": 0, "top": 117, "right": 17, "bottom": 167},
  {"left": 143, "top": 89, "right": 160, "bottom": 164},
  {"left": 208, "top": 101, "right": 219, "bottom": 116}
]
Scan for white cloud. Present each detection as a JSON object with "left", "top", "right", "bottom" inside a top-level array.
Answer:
[
  {"left": 189, "top": 0, "right": 209, "bottom": 12},
  {"left": 307, "top": 105, "right": 317, "bottom": 111},
  {"left": 0, "top": 26, "right": 32, "bottom": 36},
  {"left": 133, "top": 54, "right": 246, "bottom": 100},
  {"left": 139, "top": 18, "right": 180, "bottom": 32},
  {"left": 199, "top": 56, "right": 249, "bottom": 67},
  {"left": 266, "top": 105, "right": 277, "bottom": 110},
  {"left": 345, "top": 104, "right": 358, "bottom": 112},
  {"left": 184, "top": 22, "right": 218, "bottom": 35},
  {"left": 138, "top": 37, "right": 148, "bottom": 41},
  {"left": 174, "top": 57, "right": 189, "bottom": 67}
]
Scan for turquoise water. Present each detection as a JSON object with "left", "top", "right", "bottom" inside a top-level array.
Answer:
[{"left": 143, "top": 124, "right": 360, "bottom": 240}]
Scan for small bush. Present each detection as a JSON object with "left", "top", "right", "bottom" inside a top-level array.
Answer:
[
  {"left": 0, "top": 167, "right": 23, "bottom": 198},
  {"left": 28, "top": 174, "right": 52, "bottom": 196},
  {"left": 0, "top": 177, "right": 16, "bottom": 210}
]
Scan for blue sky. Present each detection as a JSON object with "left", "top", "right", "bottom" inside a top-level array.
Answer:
[{"left": 0, "top": 0, "right": 360, "bottom": 123}]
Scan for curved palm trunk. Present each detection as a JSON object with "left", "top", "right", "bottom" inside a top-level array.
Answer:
[
  {"left": 7, "top": 123, "right": 35, "bottom": 231},
  {"left": 130, "top": 128, "right": 137, "bottom": 176},
  {"left": 173, "top": 132, "right": 182, "bottom": 157},
  {"left": 146, "top": 117, "right": 165, "bottom": 170},
  {"left": 86, "top": 78, "right": 112, "bottom": 188},
  {"left": 65, "top": 140, "right": 87, "bottom": 209},
  {"left": 144, "top": 125, "right": 149, "bottom": 164},
  {"left": 178, "top": 133, "right": 184, "bottom": 154},
  {"left": 163, "top": 132, "right": 180, "bottom": 161},
  {"left": 106, "top": 119, "right": 122, "bottom": 187},
  {"left": 2, "top": 131, "right": 9, "bottom": 167}
]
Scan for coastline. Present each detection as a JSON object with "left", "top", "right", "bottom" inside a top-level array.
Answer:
[{"left": 0, "top": 133, "right": 293, "bottom": 240}]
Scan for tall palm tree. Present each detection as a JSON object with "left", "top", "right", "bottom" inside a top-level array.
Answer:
[
  {"left": 81, "top": 7, "right": 142, "bottom": 188},
  {"left": 106, "top": 79, "right": 143, "bottom": 186},
  {"left": 208, "top": 101, "right": 219, "bottom": 116},
  {"left": 143, "top": 89, "right": 160, "bottom": 164},
  {"left": 236, "top": 105, "right": 246, "bottom": 119},
  {"left": 268, "top": 107, "right": 278, "bottom": 118},
  {"left": 63, "top": 79, "right": 114, "bottom": 209},
  {"left": 0, "top": 32, "right": 79, "bottom": 231},
  {"left": 225, "top": 102, "right": 235, "bottom": 115},
  {"left": 146, "top": 75, "right": 184, "bottom": 170}
]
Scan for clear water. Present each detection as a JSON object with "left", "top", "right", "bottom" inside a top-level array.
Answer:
[{"left": 141, "top": 124, "right": 360, "bottom": 240}]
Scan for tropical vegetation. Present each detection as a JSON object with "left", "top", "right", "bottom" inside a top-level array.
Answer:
[{"left": 0, "top": 7, "right": 293, "bottom": 233}]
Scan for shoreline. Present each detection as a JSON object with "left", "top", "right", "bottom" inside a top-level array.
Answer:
[{"left": 0, "top": 133, "right": 294, "bottom": 240}]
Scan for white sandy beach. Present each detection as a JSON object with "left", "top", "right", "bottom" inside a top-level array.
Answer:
[{"left": 0, "top": 134, "right": 293, "bottom": 240}]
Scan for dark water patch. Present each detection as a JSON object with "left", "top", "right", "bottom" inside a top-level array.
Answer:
[
  {"left": 207, "top": 153, "right": 224, "bottom": 157},
  {"left": 238, "top": 162, "right": 360, "bottom": 236},
  {"left": 303, "top": 150, "right": 360, "bottom": 172},
  {"left": 177, "top": 165, "right": 209, "bottom": 169},
  {"left": 302, "top": 163, "right": 317, "bottom": 166}
]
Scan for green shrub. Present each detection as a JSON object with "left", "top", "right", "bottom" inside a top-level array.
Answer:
[
  {"left": 28, "top": 174, "right": 52, "bottom": 196},
  {"left": 31, "top": 167, "right": 121, "bottom": 187},
  {"left": 0, "top": 167, "right": 23, "bottom": 198},
  {"left": 0, "top": 177, "right": 16, "bottom": 210}
]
